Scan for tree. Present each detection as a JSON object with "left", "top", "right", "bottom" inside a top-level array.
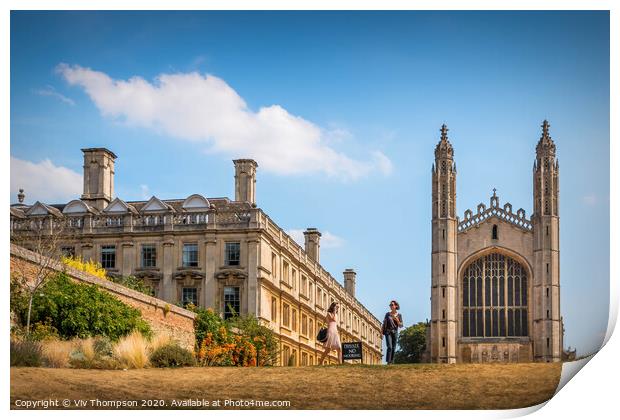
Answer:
[
  {"left": 10, "top": 210, "right": 74, "bottom": 336},
  {"left": 393, "top": 322, "right": 428, "bottom": 364}
]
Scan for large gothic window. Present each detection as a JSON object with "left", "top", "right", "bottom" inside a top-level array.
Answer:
[{"left": 462, "top": 253, "right": 528, "bottom": 338}]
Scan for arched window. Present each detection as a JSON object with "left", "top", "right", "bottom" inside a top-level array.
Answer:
[
  {"left": 492, "top": 225, "right": 498, "bottom": 240},
  {"left": 462, "top": 253, "right": 528, "bottom": 338}
]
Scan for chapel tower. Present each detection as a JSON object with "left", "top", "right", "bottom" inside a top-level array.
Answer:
[
  {"left": 430, "top": 124, "right": 458, "bottom": 363},
  {"left": 532, "top": 120, "right": 562, "bottom": 361}
]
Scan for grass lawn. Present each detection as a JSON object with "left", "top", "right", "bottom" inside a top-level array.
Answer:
[{"left": 11, "top": 362, "right": 562, "bottom": 410}]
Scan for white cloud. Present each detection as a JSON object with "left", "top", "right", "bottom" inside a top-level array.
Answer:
[
  {"left": 286, "top": 229, "right": 344, "bottom": 249},
  {"left": 140, "top": 184, "right": 151, "bottom": 200},
  {"left": 323, "top": 125, "right": 353, "bottom": 144},
  {"left": 11, "top": 156, "right": 82, "bottom": 204},
  {"left": 287, "top": 229, "right": 306, "bottom": 247},
  {"left": 582, "top": 194, "right": 598, "bottom": 206},
  {"left": 57, "top": 63, "right": 392, "bottom": 180},
  {"left": 32, "top": 85, "right": 75, "bottom": 106},
  {"left": 321, "top": 231, "right": 345, "bottom": 249}
]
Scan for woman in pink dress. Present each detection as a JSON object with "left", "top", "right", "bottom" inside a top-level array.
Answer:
[{"left": 319, "top": 302, "right": 342, "bottom": 364}]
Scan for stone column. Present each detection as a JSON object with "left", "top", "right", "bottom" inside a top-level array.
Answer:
[
  {"left": 204, "top": 236, "right": 217, "bottom": 309},
  {"left": 164, "top": 212, "right": 174, "bottom": 232},
  {"left": 246, "top": 238, "right": 260, "bottom": 316},
  {"left": 83, "top": 215, "right": 93, "bottom": 234},
  {"left": 121, "top": 241, "right": 135, "bottom": 277},
  {"left": 162, "top": 238, "right": 175, "bottom": 302},
  {"left": 123, "top": 214, "right": 133, "bottom": 233},
  {"left": 81, "top": 242, "right": 94, "bottom": 262}
]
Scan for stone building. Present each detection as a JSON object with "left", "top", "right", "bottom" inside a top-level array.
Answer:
[
  {"left": 430, "top": 121, "right": 562, "bottom": 363},
  {"left": 10, "top": 148, "right": 383, "bottom": 366}
]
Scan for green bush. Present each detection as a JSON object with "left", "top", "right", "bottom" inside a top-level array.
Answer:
[
  {"left": 193, "top": 307, "right": 229, "bottom": 349},
  {"left": 394, "top": 322, "right": 428, "bottom": 364},
  {"left": 21, "top": 273, "right": 151, "bottom": 341},
  {"left": 29, "top": 322, "right": 60, "bottom": 341},
  {"left": 10, "top": 340, "right": 43, "bottom": 367},
  {"left": 150, "top": 343, "right": 195, "bottom": 368},
  {"left": 109, "top": 275, "right": 154, "bottom": 296},
  {"left": 93, "top": 336, "right": 114, "bottom": 358},
  {"left": 10, "top": 276, "right": 29, "bottom": 325}
]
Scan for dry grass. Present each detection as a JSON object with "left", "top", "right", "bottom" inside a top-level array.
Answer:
[
  {"left": 113, "top": 332, "right": 149, "bottom": 369},
  {"left": 10, "top": 362, "right": 562, "bottom": 410},
  {"left": 74, "top": 337, "right": 97, "bottom": 367},
  {"left": 148, "top": 332, "right": 173, "bottom": 354},
  {"left": 40, "top": 339, "right": 73, "bottom": 368}
]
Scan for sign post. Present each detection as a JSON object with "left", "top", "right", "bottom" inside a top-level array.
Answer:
[{"left": 342, "top": 342, "right": 363, "bottom": 362}]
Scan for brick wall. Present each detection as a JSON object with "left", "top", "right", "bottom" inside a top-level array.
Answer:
[{"left": 10, "top": 244, "right": 196, "bottom": 350}]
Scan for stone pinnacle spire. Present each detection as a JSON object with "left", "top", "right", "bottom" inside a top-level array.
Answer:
[
  {"left": 435, "top": 123, "right": 454, "bottom": 160},
  {"left": 536, "top": 119, "right": 556, "bottom": 158},
  {"left": 542, "top": 120, "right": 550, "bottom": 139},
  {"left": 440, "top": 124, "right": 449, "bottom": 141}
]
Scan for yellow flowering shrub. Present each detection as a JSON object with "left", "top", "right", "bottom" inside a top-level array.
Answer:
[
  {"left": 193, "top": 307, "right": 277, "bottom": 367},
  {"left": 61, "top": 256, "right": 107, "bottom": 279},
  {"left": 196, "top": 332, "right": 236, "bottom": 366}
]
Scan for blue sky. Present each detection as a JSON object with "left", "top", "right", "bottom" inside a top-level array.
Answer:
[{"left": 10, "top": 11, "right": 609, "bottom": 356}]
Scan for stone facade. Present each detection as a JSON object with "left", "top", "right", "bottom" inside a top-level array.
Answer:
[
  {"left": 430, "top": 121, "right": 562, "bottom": 363},
  {"left": 10, "top": 149, "right": 383, "bottom": 366}
]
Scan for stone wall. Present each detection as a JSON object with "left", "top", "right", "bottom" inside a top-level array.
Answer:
[
  {"left": 458, "top": 341, "right": 532, "bottom": 363},
  {"left": 10, "top": 244, "right": 196, "bottom": 350}
]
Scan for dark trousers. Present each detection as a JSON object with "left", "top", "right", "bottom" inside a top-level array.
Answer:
[{"left": 385, "top": 331, "right": 398, "bottom": 364}]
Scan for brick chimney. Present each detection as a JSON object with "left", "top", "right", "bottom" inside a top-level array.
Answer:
[
  {"left": 303, "top": 228, "right": 321, "bottom": 262},
  {"left": 233, "top": 159, "right": 258, "bottom": 205},
  {"left": 344, "top": 269, "right": 356, "bottom": 297},
  {"left": 81, "top": 148, "right": 116, "bottom": 210}
]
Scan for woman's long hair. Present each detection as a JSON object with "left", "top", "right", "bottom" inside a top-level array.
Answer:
[{"left": 327, "top": 302, "right": 338, "bottom": 314}]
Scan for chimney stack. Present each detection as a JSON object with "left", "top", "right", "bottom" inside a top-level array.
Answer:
[
  {"left": 233, "top": 159, "right": 258, "bottom": 205},
  {"left": 81, "top": 148, "right": 116, "bottom": 210},
  {"left": 303, "top": 228, "right": 321, "bottom": 262},
  {"left": 344, "top": 269, "right": 356, "bottom": 297}
]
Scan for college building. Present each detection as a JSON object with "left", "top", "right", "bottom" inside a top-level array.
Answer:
[
  {"left": 10, "top": 148, "right": 383, "bottom": 365},
  {"left": 429, "top": 121, "right": 563, "bottom": 363}
]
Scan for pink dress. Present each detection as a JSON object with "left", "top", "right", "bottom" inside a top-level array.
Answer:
[{"left": 324, "top": 313, "right": 341, "bottom": 350}]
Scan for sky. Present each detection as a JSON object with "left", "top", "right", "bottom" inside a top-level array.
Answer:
[{"left": 10, "top": 11, "right": 610, "bottom": 357}]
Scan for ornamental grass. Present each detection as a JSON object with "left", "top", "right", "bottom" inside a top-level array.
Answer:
[
  {"left": 113, "top": 331, "right": 150, "bottom": 369},
  {"left": 40, "top": 339, "right": 73, "bottom": 368},
  {"left": 148, "top": 332, "right": 173, "bottom": 354}
]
